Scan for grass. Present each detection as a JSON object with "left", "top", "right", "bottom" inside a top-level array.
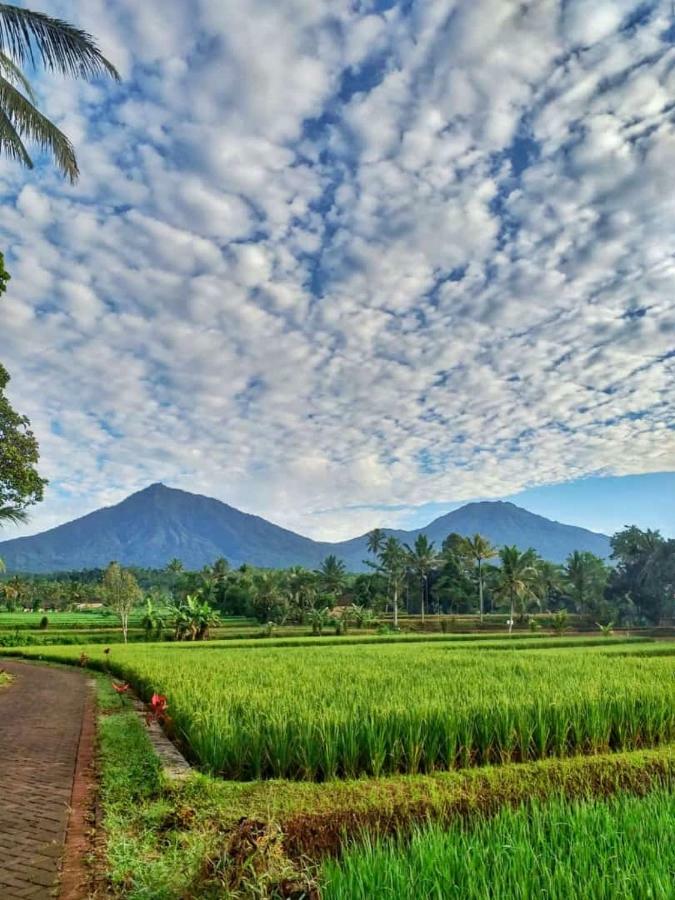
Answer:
[
  {"left": 96, "top": 681, "right": 218, "bottom": 899},
  {"left": 0, "top": 669, "right": 12, "bottom": 687},
  {"left": 16, "top": 624, "right": 668, "bottom": 896},
  {"left": 320, "top": 789, "right": 675, "bottom": 899},
  {"left": 7, "top": 638, "right": 674, "bottom": 781},
  {"left": 94, "top": 668, "right": 675, "bottom": 897}
]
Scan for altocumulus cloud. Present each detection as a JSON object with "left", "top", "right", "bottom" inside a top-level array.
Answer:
[{"left": 0, "top": 0, "right": 674, "bottom": 541}]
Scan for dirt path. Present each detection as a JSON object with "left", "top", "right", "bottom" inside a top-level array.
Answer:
[{"left": 0, "top": 660, "right": 92, "bottom": 899}]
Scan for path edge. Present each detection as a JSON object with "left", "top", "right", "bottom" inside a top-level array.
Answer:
[{"left": 59, "top": 677, "right": 98, "bottom": 900}]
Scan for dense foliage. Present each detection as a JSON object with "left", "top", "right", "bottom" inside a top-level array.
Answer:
[
  {"left": 0, "top": 360, "right": 47, "bottom": 525},
  {"left": 0, "top": 525, "right": 672, "bottom": 630}
]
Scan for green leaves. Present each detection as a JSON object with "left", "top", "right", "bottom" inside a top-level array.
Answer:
[
  {"left": 0, "top": 69, "right": 78, "bottom": 179},
  {"left": 0, "top": 363, "right": 47, "bottom": 522},
  {"left": 0, "top": 5, "right": 118, "bottom": 180},
  {"left": 0, "top": 5, "right": 119, "bottom": 80}
]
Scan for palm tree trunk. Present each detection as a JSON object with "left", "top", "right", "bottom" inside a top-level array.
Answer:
[
  {"left": 478, "top": 558, "right": 483, "bottom": 623},
  {"left": 509, "top": 592, "right": 514, "bottom": 635},
  {"left": 421, "top": 577, "right": 425, "bottom": 624},
  {"left": 393, "top": 585, "right": 399, "bottom": 629}
]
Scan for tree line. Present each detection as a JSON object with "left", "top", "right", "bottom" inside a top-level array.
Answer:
[{"left": 1, "top": 524, "right": 672, "bottom": 632}]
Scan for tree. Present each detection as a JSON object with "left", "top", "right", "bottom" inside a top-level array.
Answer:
[
  {"left": 458, "top": 534, "right": 497, "bottom": 623},
  {"left": 641, "top": 540, "right": 675, "bottom": 622},
  {"left": 166, "top": 558, "right": 183, "bottom": 575},
  {"left": 316, "top": 555, "right": 347, "bottom": 598},
  {"left": 0, "top": 361, "right": 47, "bottom": 525},
  {"left": 203, "top": 556, "right": 230, "bottom": 609},
  {"left": 377, "top": 537, "right": 407, "bottom": 629},
  {"left": 607, "top": 526, "right": 674, "bottom": 624},
  {"left": 563, "top": 551, "right": 608, "bottom": 618},
  {"left": 141, "top": 596, "right": 165, "bottom": 641},
  {"left": 494, "top": 546, "right": 537, "bottom": 634},
  {"left": 170, "top": 593, "right": 219, "bottom": 641},
  {"left": 532, "top": 559, "right": 565, "bottom": 611},
  {"left": 404, "top": 534, "right": 438, "bottom": 623},
  {"left": 102, "top": 562, "right": 141, "bottom": 643},
  {"left": 435, "top": 533, "right": 475, "bottom": 613},
  {"left": 366, "top": 528, "right": 385, "bottom": 557},
  {"left": 351, "top": 571, "right": 387, "bottom": 610},
  {"left": 251, "top": 571, "right": 289, "bottom": 624},
  {"left": 307, "top": 605, "right": 331, "bottom": 636},
  {"left": 285, "top": 566, "right": 316, "bottom": 622},
  {"left": 0, "top": 4, "right": 118, "bottom": 181},
  {"left": 1, "top": 573, "right": 26, "bottom": 609}
]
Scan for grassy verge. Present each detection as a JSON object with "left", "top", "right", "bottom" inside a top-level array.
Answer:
[
  {"left": 320, "top": 789, "right": 675, "bottom": 899},
  {"left": 96, "top": 679, "right": 220, "bottom": 899},
  {"left": 0, "top": 669, "right": 12, "bottom": 687},
  {"left": 95, "top": 672, "right": 675, "bottom": 899}
]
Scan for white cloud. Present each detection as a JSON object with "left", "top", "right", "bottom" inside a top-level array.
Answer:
[{"left": 0, "top": 0, "right": 674, "bottom": 543}]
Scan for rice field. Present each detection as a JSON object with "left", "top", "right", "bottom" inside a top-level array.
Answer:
[
  {"left": 320, "top": 789, "right": 675, "bottom": 899},
  {"left": 10, "top": 638, "right": 674, "bottom": 781}
]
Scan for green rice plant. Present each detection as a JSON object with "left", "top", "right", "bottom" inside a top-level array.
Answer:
[
  {"left": 5, "top": 639, "right": 673, "bottom": 782},
  {"left": 320, "top": 789, "right": 675, "bottom": 899}
]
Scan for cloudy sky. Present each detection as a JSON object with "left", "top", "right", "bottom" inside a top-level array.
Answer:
[{"left": 1, "top": 0, "right": 674, "bottom": 542}]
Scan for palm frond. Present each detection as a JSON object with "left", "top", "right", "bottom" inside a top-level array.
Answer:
[
  {"left": 0, "top": 103, "right": 32, "bottom": 168},
  {"left": 0, "top": 50, "right": 35, "bottom": 99},
  {"left": 0, "top": 505, "right": 28, "bottom": 525},
  {"left": 0, "top": 73, "right": 78, "bottom": 180},
  {"left": 0, "top": 4, "right": 119, "bottom": 80}
]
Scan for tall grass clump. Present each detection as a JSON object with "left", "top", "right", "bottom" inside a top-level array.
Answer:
[{"left": 320, "top": 789, "right": 675, "bottom": 899}]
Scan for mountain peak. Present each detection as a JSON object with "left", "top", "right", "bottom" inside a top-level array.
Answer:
[
  {"left": 140, "top": 481, "right": 169, "bottom": 493},
  {"left": 0, "top": 485, "right": 611, "bottom": 573}
]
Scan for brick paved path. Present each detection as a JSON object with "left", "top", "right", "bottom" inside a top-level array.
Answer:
[{"left": 0, "top": 660, "right": 88, "bottom": 899}]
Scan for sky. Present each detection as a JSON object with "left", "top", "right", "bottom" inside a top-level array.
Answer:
[{"left": 1, "top": 0, "right": 674, "bottom": 543}]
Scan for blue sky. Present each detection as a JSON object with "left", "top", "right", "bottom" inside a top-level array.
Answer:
[{"left": 0, "top": 0, "right": 674, "bottom": 542}]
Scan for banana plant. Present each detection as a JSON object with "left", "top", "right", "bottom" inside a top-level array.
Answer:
[{"left": 307, "top": 606, "right": 332, "bottom": 636}]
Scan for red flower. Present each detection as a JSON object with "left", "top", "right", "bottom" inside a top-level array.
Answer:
[{"left": 146, "top": 693, "right": 170, "bottom": 727}]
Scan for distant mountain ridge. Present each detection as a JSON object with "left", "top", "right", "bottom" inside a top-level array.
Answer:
[{"left": 0, "top": 483, "right": 611, "bottom": 573}]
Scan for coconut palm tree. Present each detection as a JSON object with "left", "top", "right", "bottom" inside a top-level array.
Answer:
[
  {"left": 404, "top": 534, "right": 438, "bottom": 624},
  {"left": 532, "top": 558, "right": 564, "bottom": 611},
  {"left": 251, "top": 571, "right": 289, "bottom": 624},
  {"left": 460, "top": 533, "right": 497, "bottom": 623},
  {"left": 366, "top": 527, "right": 385, "bottom": 557},
  {"left": 494, "top": 546, "right": 537, "bottom": 634},
  {"left": 0, "top": 4, "right": 118, "bottom": 180},
  {"left": 0, "top": 505, "right": 28, "bottom": 524},
  {"left": 316, "top": 554, "right": 348, "bottom": 598},
  {"left": 378, "top": 536, "right": 407, "bottom": 629},
  {"left": 285, "top": 566, "right": 316, "bottom": 621},
  {"left": 564, "top": 550, "right": 608, "bottom": 617}
]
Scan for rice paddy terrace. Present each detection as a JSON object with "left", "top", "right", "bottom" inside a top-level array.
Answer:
[{"left": 3, "top": 631, "right": 674, "bottom": 897}]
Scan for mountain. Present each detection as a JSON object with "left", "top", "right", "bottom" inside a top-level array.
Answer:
[
  {"left": 0, "top": 483, "right": 611, "bottom": 573},
  {"left": 336, "top": 501, "right": 612, "bottom": 568}
]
